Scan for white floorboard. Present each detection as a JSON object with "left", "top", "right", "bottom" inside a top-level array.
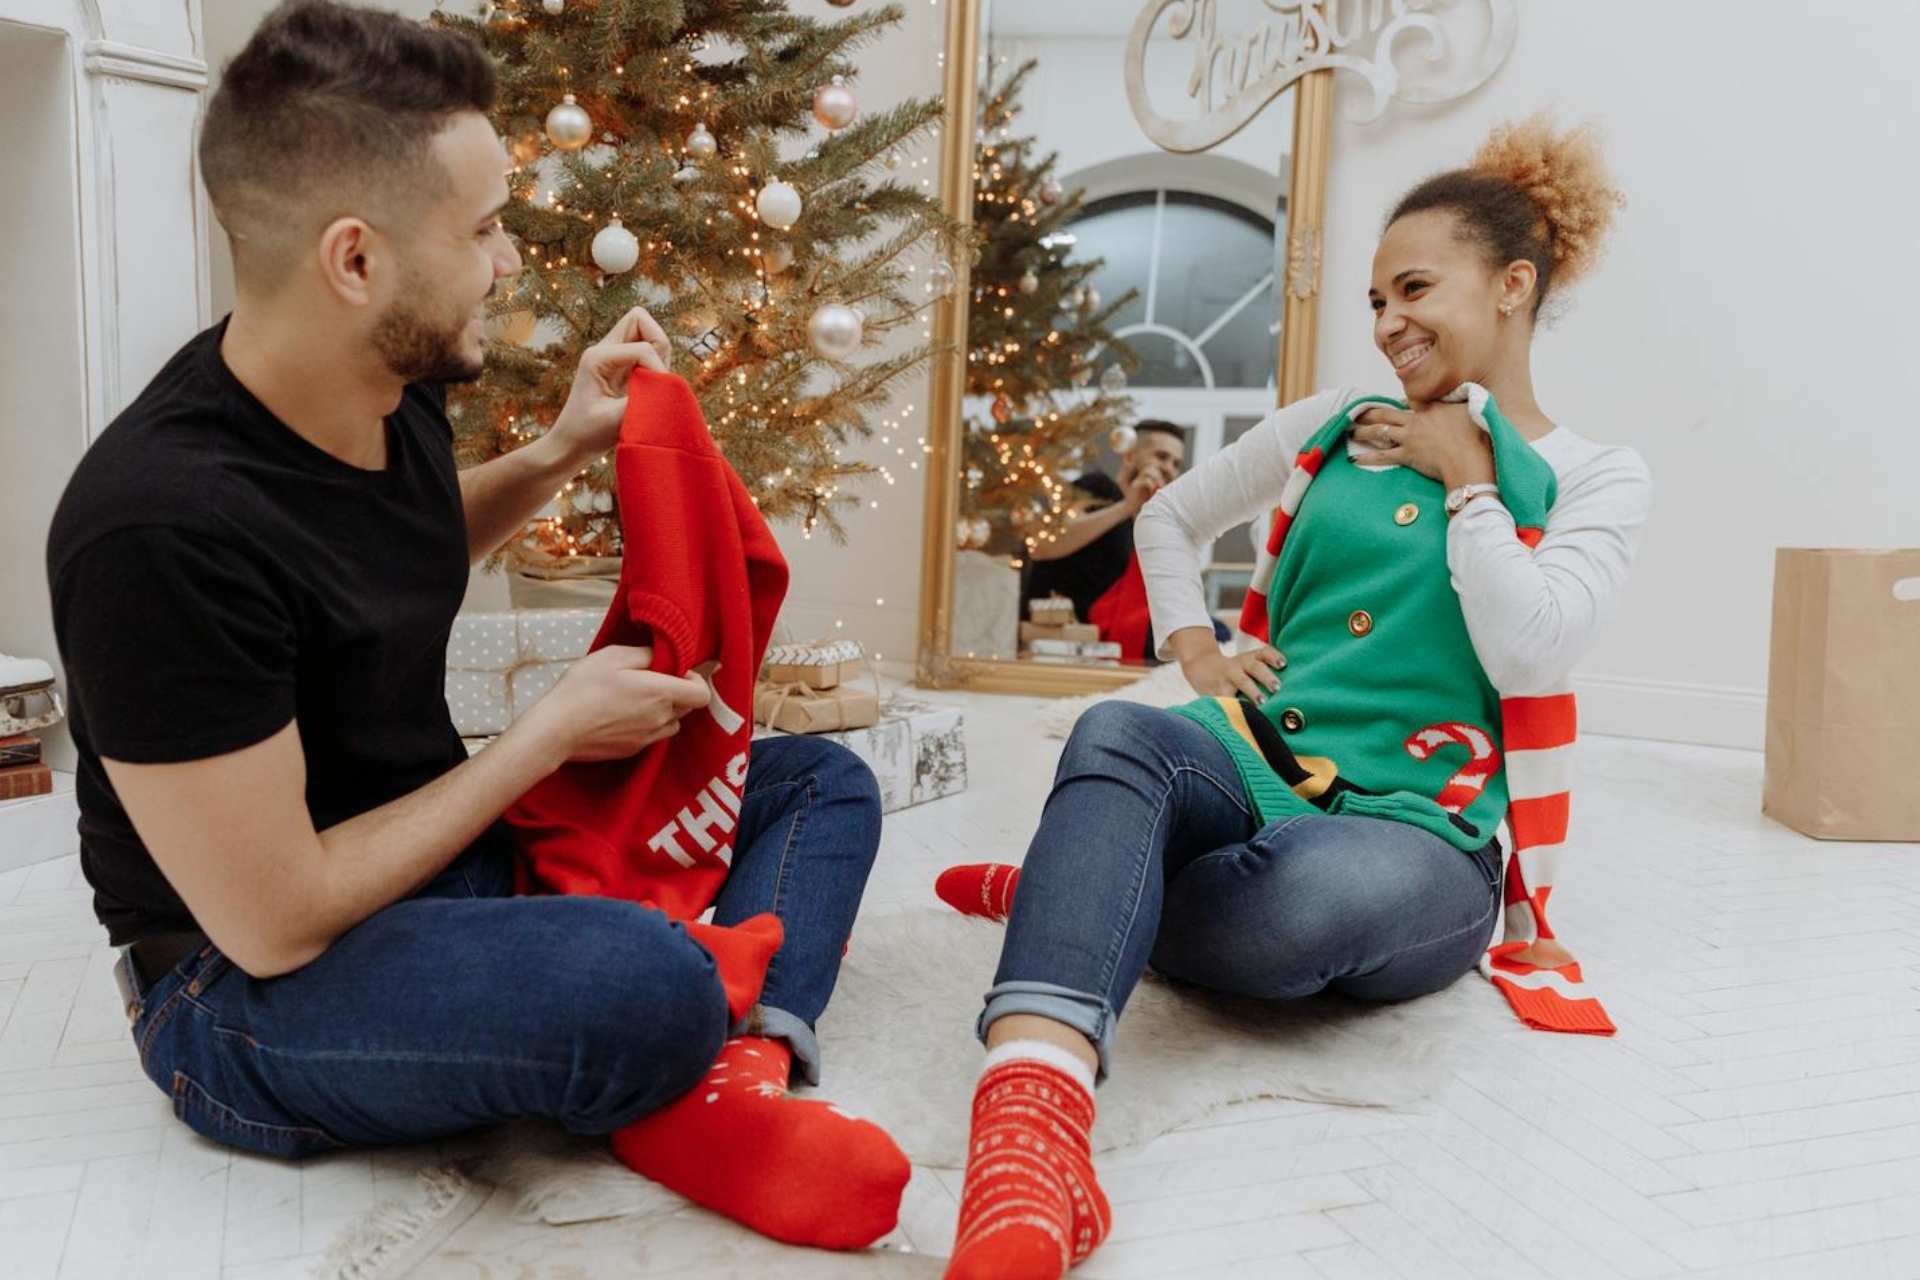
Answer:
[{"left": 1, "top": 686, "right": 1916, "bottom": 1278}]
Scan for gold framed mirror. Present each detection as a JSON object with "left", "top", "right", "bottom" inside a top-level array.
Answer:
[{"left": 916, "top": 0, "right": 1335, "bottom": 695}]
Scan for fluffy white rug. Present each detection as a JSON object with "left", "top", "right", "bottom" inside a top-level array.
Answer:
[{"left": 325, "top": 910, "right": 1516, "bottom": 1278}]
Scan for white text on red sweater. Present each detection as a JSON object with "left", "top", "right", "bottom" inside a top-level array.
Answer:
[{"left": 647, "top": 751, "right": 751, "bottom": 868}]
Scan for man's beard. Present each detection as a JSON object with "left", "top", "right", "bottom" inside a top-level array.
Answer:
[{"left": 371, "top": 279, "right": 486, "bottom": 385}]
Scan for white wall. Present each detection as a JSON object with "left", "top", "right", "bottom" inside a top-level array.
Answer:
[{"left": 1312, "top": 4, "right": 1920, "bottom": 749}]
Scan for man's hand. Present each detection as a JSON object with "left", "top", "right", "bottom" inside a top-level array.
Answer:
[
  {"left": 521, "top": 645, "right": 712, "bottom": 764},
  {"left": 1180, "top": 645, "right": 1286, "bottom": 704},
  {"left": 1352, "top": 401, "right": 1495, "bottom": 490},
  {"left": 546, "top": 307, "right": 675, "bottom": 463},
  {"left": 1122, "top": 468, "right": 1166, "bottom": 515}
]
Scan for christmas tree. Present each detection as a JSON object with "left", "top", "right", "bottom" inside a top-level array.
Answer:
[
  {"left": 433, "top": 0, "right": 964, "bottom": 561},
  {"left": 960, "top": 58, "right": 1136, "bottom": 561}
]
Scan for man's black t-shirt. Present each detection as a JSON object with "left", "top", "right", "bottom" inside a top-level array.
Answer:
[
  {"left": 46, "top": 320, "right": 493, "bottom": 945},
  {"left": 1022, "top": 470, "right": 1132, "bottom": 626}
]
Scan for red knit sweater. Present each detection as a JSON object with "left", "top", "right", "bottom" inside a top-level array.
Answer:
[{"left": 507, "top": 370, "right": 789, "bottom": 920}]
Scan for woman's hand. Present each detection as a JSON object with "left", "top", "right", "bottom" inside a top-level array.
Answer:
[
  {"left": 1352, "top": 402, "right": 1496, "bottom": 489},
  {"left": 1179, "top": 645, "right": 1285, "bottom": 705}
]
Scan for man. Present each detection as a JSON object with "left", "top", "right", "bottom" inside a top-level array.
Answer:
[
  {"left": 46, "top": 0, "right": 903, "bottom": 1251},
  {"left": 1023, "top": 420, "right": 1209, "bottom": 662}
]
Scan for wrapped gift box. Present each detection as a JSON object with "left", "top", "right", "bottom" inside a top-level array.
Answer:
[
  {"left": 754, "top": 682, "right": 881, "bottom": 734},
  {"left": 754, "top": 694, "right": 966, "bottom": 814},
  {"left": 445, "top": 609, "right": 602, "bottom": 736},
  {"left": 1030, "top": 595, "right": 1077, "bottom": 626},
  {"left": 761, "top": 640, "right": 865, "bottom": 691},
  {"left": 1020, "top": 621, "right": 1100, "bottom": 644}
]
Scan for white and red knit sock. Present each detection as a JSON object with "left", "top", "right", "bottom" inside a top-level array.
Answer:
[
  {"left": 944, "top": 1042, "right": 1110, "bottom": 1280},
  {"left": 610, "top": 1035, "right": 909, "bottom": 1250},
  {"left": 935, "top": 863, "right": 1022, "bottom": 921}
]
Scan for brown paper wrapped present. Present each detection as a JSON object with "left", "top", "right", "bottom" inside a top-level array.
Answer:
[
  {"left": 1029, "top": 595, "right": 1077, "bottom": 626},
  {"left": 760, "top": 640, "right": 865, "bottom": 691},
  {"left": 754, "top": 681, "right": 881, "bottom": 734}
]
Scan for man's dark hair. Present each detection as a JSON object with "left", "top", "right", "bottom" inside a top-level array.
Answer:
[
  {"left": 201, "top": 0, "right": 498, "bottom": 290},
  {"left": 1134, "top": 420, "right": 1189, "bottom": 450}
]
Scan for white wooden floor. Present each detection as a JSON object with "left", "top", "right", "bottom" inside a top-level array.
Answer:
[{"left": 4, "top": 688, "right": 1918, "bottom": 1279}]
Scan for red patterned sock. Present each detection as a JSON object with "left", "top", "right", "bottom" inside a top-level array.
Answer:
[
  {"left": 682, "top": 913, "right": 783, "bottom": 1021},
  {"left": 935, "top": 863, "right": 1022, "bottom": 921},
  {"left": 611, "top": 1035, "right": 910, "bottom": 1250},
  {"left": 944, "top": 1043, "right": 1110, "bottom": 1280}
]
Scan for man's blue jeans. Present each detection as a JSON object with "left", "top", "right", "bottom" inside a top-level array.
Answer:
[
  {"left": 126, "top": 734, "right": 881, "bottom": 1159},
  {"left": 980, "top": 702, "right": 1502, "bottom": 1082}
]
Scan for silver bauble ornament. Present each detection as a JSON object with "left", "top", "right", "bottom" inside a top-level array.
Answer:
[
  {"left": 590, "top": 217, "right": 639, "bottom": 274},
  {"left": 541, "top": 0, "right": 563, "bottom": 13},
  {"left": 925, "top": 260, "right": 955, "bottom": 300},
  {"left": 756, "top": 179, "right": 803, "bottom": 231},
  {"left": 685, "top": 123, "right": 717, "bottom": 160},
  {"left": 1099, "top": 364, "right": 1128, "bottom": 394},
  {"left": 812, "top": 77, "right": 858, "bottom": 130},
  {"left": 1108, "top": 424, "right": 1138, "bottom": 453},
  {"left": 1039, "top": 179, "right": 1064, "bottom": 206},
  {"left": 544, "top": 94, "right": 591, "bottom": 151},
  {"left": 1019, "top": 269, "right": 1040, "bottom": 296},
  {"left": 763, "top": 242, "right": 795, "bottom": 275},
  {"left": 808, "top": 303, "right": 863, "bottom": 360},
  {"left": 885, "top": 149, "right": 904, "bottom": 171},
  {"left": 1079, "top": 286, "right": 1102, "bottom": 315}
]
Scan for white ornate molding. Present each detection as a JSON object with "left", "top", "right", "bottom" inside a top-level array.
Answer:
[
  {"left": 82, "top": 39, "right": 207, "bottom": 91},
  {"left": 1126, "top": 0, "right": 1516, "bottom": 153}
]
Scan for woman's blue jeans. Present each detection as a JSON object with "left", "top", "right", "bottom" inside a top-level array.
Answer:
[
  {"left": 126, "top": 734, "right": 881, "bottom": 1158},
  {"left": 981, "top": 702, "right": 1502, "bottom": 1082}
]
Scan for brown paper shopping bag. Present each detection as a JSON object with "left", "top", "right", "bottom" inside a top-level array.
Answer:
[{"left": 1762, "top": 549, "right": 1920, "bottom": 840}]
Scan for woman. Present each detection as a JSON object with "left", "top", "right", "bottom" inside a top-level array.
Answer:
[{"left": 935, "top": 114, "right": 1652, "bottom": 1280}]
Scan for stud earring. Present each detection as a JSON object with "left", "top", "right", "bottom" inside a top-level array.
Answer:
[{"left": 1500, "top": 304, "right": 1514, "bottom": 317}]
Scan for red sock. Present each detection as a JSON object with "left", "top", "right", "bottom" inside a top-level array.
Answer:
[
  {"left": 611, "top": 1035, "right": 910, "bottom": 1250},
  {"left": 945, "top": 1043, "right": 1110, "bottom": 1280},
  {"left": 682, "top": 914, "right": 783, "bottom": 1021},
  {"left": 935, "top": 863, "right": 1022, "bottom": 921}
]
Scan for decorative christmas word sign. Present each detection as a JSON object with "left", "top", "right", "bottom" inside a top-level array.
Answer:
[{"left": 1125, "top": 0, "right": 1517, "bottom": 151}]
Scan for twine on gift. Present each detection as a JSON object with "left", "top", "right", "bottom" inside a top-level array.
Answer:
[{"left": 753, "top": 646, "right": 886, "bottom": 733}]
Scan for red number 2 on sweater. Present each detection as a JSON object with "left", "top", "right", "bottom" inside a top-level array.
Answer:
[{"left": 1403, "top": 722, "right": 1502, "bottom": 815}]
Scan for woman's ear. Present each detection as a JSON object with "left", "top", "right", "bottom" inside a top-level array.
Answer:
[{"left": 1500, "top": 259, "right": 1539, "bottom": 317}]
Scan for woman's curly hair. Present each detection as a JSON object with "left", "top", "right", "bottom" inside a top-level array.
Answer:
[{"left": 1389, "top": 112, "right": 1625, "bottom": 316}]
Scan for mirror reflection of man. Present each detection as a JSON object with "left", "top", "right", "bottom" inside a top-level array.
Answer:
[{"left": 1026, "top": 422, "right": 1222, "bottom": 662}]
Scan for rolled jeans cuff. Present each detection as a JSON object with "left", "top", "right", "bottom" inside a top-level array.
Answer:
[
  {"left": 734, "top": 1004, "right": 821, "bottom": 1086},
  {"left": 977, "top": 980, "right": 1117, "bottom": 1085}
]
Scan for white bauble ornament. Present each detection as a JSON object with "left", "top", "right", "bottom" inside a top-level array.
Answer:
[
  {"left": 756, "top": 179, "right": 803, "bottom": 231},
  {"left": 1065, "top": 286, "right": 1085, "bottom": 311},
  {"left": 544, "top": 94, "right": 591, "bottom": 151},
  {"left": 1099, "top": 363, "right": 1128, "bottom": 393},
  {"left": 1039, "top": 179, "right": 1064, "bottom": 206},
  {"left": 1108, "top": 424, "right": 1137, "bottom": 453},
  {"left": 685, "top": 123, "right": 717, "bottom": 160},
  {"left": 925, "top": 259, "right": 955, "bottom": 300},
  {"left": 1080, "top": 286, "right": 1102, "bottom": 315},
  {"left": 1018, "top": 269, "right": 1039, "bottom": 296},
  {"left": 590, "top": 217, "right": 639, "bottom": 273},
  {"left": 763, "top": 242, "right": 795, "bottom": 275},
  {"left": 813, "top": 77, "right": 858, "bottom": 130},
  {"left": 885, "top": 149, "right": 904, "bottom": 171},
  {"left": 808, "top": 303, "right": 863, "bottom": 360},
  {"left": 541, "top": 0, "right": 563, "bottom": 13},
  {"left": 673, "top": 164, "right": 700, "bottom": 184}
]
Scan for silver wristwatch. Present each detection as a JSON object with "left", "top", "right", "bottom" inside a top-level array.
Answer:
[{"left": 1444, "top": 482, "right": 1501, "bottom": 517}]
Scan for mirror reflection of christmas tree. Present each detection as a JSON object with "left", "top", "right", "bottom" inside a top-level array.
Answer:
[
  {"left": 960, "top": 59, "right": 1137, "bottom": 562},
  {"left": 434, "top": 0, "right": 965, "bottom": 572}
]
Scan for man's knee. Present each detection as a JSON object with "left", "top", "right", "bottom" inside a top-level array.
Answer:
[{"left": 549, "top": 907, "right": 731, "bottom": 1130}]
